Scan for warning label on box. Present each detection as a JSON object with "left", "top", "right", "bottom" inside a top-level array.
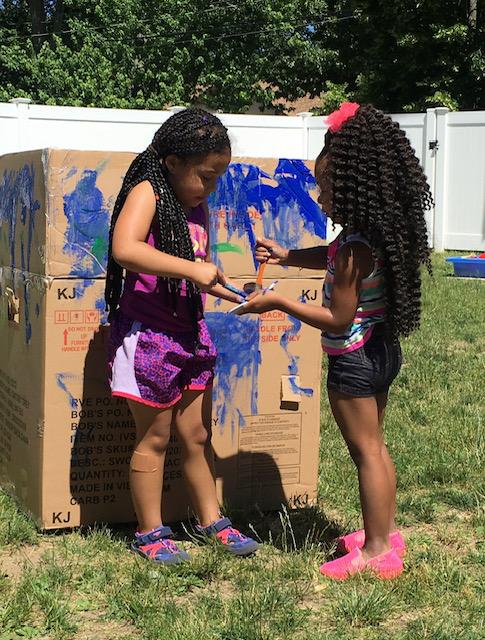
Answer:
[{"left": 238, "top": 413, "right": 302, "bottom": 485}]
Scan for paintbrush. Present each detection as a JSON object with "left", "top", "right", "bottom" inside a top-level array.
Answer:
[
  {"left": 262, "top": 280, "right": 278, "bottom": 295},
  {"left": 223, "top": 282, "right": 247, "bottom": 298},
  {"left": 256, "top": 262, "right": 266, "bottom": 289}
]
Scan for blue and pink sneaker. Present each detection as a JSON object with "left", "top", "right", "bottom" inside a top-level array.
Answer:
[
  {"left": 196, "top": 517, "right": 259, "bottom": 556},
  {"left": 131, "top": 524, "right": 190, "bottom": 565}
]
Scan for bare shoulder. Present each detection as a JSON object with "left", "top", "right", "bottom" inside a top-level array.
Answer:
[
  {"left": 123, "top": 180, "right": 156, "bottom": 209},
  {"left": 334, "top": 241, "right": 374, "bottom": 279},
  {"left": 114, "top": 180, "right": 157, "bottom": 242}
]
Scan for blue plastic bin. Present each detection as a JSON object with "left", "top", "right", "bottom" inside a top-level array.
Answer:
[{"left": 446, "top": 257, "right": 485, "bottom": 278}]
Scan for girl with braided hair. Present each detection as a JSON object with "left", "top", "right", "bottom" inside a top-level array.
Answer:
[
  {"left": 239, "top": 103, "right": 432, "bottom": 579},
  {"left": 106, "top": 108, "right": 258, "bottom": 563}
]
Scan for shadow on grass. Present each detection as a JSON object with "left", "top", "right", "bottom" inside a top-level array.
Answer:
[{"left": 40, "top": 504, "right": 343, "bottom": 554}]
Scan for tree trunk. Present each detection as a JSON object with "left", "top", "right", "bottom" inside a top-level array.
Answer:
[{"left": 28, "top": 0, "right": 47, "bottom": 52}]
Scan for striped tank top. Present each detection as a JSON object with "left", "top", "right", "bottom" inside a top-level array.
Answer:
[{"left": 322, "top": 233, "right": 387, "bottom": 355}]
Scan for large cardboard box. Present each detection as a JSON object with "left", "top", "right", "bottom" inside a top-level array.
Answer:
[{"left": 0, "top": 149, "right": 325, "bottom": 529}]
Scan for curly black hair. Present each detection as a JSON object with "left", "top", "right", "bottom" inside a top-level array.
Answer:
[
  {"left": 105, "top": 108, "right": 231, "bottom": 332},
  {"left": 322, "top": 104, "right": 433, "bottom": 338}
]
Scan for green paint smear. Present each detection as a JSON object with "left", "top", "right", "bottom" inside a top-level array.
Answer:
[
  {"left": 91, "top": 236, "right": 108, "bottom": 263},
  {"left": 211, "top": 242, "right": 244, "bottom": 255}
]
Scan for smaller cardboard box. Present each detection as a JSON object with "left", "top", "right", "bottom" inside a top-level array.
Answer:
[{"left": 0, "top": 275, "right": 323, "bottom": 528}]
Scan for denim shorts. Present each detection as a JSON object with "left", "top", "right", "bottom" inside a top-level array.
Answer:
[{"left": 327, "top": 326, "right": 402, "bottom": 397}]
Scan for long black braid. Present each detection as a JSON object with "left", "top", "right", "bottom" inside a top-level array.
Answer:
[
  {"left": 324, "top": 105, "right": 433, "bottom": 339},
  {"left": 105, "top": 108, "right": 231, "bottom": 334}
]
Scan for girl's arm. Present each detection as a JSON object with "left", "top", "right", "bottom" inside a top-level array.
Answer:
[
  {"left": 238, "top": 243, "right": 373, "bottom": 333},
  {"left": 201, "top": 200, "right": 243, "bottom": 304},
  {"left": 256, "top": 237, "right": 328, "bottom": 270},
  {"left": 112, "top": 182, "right": 222, "bottom": 291}
]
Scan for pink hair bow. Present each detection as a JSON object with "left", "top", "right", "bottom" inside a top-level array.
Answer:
[{"left": 325, "top": 102, "right": 360, "bottom": 132}]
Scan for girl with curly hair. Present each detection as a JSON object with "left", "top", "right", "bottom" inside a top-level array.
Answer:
[{"left": 238, "top": 103, "right": 432, "bottom": 579}]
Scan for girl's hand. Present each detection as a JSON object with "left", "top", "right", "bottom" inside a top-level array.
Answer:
[
  {"left": 236, "top": 291, "right": 281, "bottom": 315},
  {"left": 255, "top": 237, "right": 289, "bottom": 265},
  {"left": 190, "top": 262, "right": 224, "bottom": 291}
]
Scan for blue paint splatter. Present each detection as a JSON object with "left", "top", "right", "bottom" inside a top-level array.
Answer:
[
  {"left": 280, "top": 315, "right": 314, "bottom": 397},
  {"left": 56, "top": 373, "right": 79, "bottom": 409},
  {"left": 0, "top": 164, "right": 41, "bottom": 343},
  {"left": 74, "top": 279, "right": 95, "bottom": 299},
  {"left": 63, "top": 169, "right": 110, "bottom": 277},
  {"left": 208, "top": 159, "right": 325, "bottom": 270},
  {"left": 205, "top": 312, "right": 260, "bottom": 436},
  {"left": 95, "top": 297, "right": 109, "bottom": 325}
]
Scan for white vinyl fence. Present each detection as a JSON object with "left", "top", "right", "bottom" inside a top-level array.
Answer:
[{"left": 1, "top": 99, "right": 484, "bottom": 251}]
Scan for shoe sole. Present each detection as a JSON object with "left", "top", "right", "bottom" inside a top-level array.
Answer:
[{"left": 320, "top": 565, "right": 404, "bottom": 581}]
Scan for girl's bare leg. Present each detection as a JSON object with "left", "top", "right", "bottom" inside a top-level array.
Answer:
[
  {"left": 173, "top": 388, "right": 220, "bottom": 526},
  {"left": 329, "top": 390, "right": 394, "bottom": 558},
  {"left": 127, "top": 400, "right": 173, "bottom": 532}
]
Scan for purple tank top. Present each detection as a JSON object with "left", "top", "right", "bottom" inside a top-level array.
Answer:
[{"left": 119, "top": 204, "right": 208, "bottom": 332}]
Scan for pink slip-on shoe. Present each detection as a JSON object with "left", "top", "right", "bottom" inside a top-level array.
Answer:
[
  {"left": 319, "top": 547, "right": 404, "bottom": 580},
  {"left": 336, "top": 529, "right": 406, "bottom": 557}
]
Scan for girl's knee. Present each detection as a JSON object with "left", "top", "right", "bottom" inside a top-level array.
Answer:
[
  {"left": 179, "top": 422, "right": 212, "bottom": 449},
  {"left": 138, "top": 429, "right": 171, "bottom": 456},
  {"left": 347, "top": 440, "right": 384, "bottom": 465}
]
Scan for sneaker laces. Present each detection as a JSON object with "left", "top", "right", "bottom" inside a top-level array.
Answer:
[
  {"left": 216, "top": 527, "right": 247, "bottom": 545},
  {"left": 139, "top": 537, "right": 180, "bottom": 558}
]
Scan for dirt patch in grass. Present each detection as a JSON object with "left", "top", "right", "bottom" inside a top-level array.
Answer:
[
  {"left": 0, "top": 539, "right": 54, "bottom": 580},
  {"left": 73, "top": 609, "right": 138, "bottom": 640}
]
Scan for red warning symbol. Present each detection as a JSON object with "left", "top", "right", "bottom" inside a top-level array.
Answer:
[
  {"left": 55, "top": 311, "right": 69, "bottom": 324},
  {"left": 70, "top": 311, "right": 84, "bottom": 324},
  {"left": 85, "top": 309, "right": 100, "bottom": 324}
]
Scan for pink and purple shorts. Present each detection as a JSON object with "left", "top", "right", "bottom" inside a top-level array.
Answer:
[{"left": 108, "top": 312, "right": 217, "bottom": 409}]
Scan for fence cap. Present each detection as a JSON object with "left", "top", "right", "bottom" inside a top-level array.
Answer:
[{"left": 9, "top": 97, "right": 32, "bottom": 105}]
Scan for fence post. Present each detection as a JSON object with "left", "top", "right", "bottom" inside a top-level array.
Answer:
[
  {"left": 298, "top": 112, "right": 313, "bottom": 160},
  {"left": 9, "top": 97, "right": 32, "bottom": 152},
  {"left": 432, "top": 107, "right": 450, "bottom": 252},
  {"left": 423, "top": 108, "right": 437, "bottom": 247}
]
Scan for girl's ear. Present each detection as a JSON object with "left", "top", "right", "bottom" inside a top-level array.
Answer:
[{"left": 164, "top": 154, "right": 182, "bottom": 175}]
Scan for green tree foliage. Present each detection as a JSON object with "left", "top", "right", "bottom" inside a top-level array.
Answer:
[
  {"left": 0, "top": 0, "right": 338, "bottom": 111},
  {"left": 323, "top": 0, "right": 484, "bottom": 111},
  {"left": 0, "top": 0, "right": 483, "bottom": 112}
]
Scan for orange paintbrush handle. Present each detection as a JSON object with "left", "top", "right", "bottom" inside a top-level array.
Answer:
[{"left": 256, "top": 262, "right": 266, "bottom": 288}]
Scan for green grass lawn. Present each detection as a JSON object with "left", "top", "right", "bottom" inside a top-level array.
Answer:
[{"left": 1, "top": 254, "right": 484, "bottom": 640}]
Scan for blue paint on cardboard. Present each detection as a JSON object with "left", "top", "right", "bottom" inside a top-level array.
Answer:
[
  {"left": 0, "top": 163, "right": 41, "bottom": 343},
  {"left": 63, "top": 169, "right": 109, "bottom": 277},
  {"left": 56, "top": 373, "right": 78, "bottom": 409},
  {"left": 95, "top": 297, "right": 109, "bottom": 324},
  {"left": 68, "top": 279, "right": 96, "bottom": 304},
  {"left": 205, "top": 311, "right": 260, "bottom": 435},
  {"left": 208, "top": 159, "right": 325, "bottom": 270},
  {"left": 280, "top": 314, "right": 314, "bottom": 397},
  {"left": 4, "top": 165, "right": 41, "bottom": 271}
]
